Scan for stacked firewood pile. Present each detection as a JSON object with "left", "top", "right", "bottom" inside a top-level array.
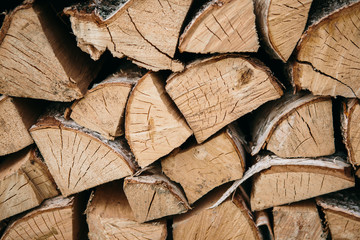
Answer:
[{"left": 0, "top": 0, "right": 359, "bottom": 239}]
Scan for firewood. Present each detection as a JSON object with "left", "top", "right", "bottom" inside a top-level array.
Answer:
[
  {"left": 166, "top": 55, "right": 283, "bottom": 143},
  {"left": 291, "top": 0, "right": 360, "bottom": 98},
  {"left": 161, "top": 124, "right": 246, "bottom": 204},
  {"left": 64, "top": 0, "right": 192, "bottom": 71},
  {"left": 316, "top": 188, "right": 360, "bottom": 240},
  {"left": 0, "top": 0, "right": 100, "bottom": 102},
  {"left": 0, "top": 146, "right": 58, "bottom": 221},
  {"left": 254, "top": 211, "right": 274, "bottom": 240},
  {"left": 254, "top": 0, "right": 313, "bottom": 62},
  {"left": 0, "top": 95, "right": 41, "bottom": 156},
  {"left": 178, "top": 0, "right": 259, "bottom": 54},
  {"left": 125, "top": 72, "right": 193, "bottom": 168},
  {"left": 250, "top": 92, "right": 335, "bottom": 158},
  {"left": 87, "top": 180, "right": 167, "bottom": 240},
  {"left": 273, "top": 200, "right": 325, "bottom": 240},
  {"left": 123, "top": 168, "right": 190, "bottom": 223},
  {"left": 30, "top": 108, "right": 137, "bottom": 197}
]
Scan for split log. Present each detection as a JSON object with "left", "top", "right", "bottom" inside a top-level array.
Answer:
[
  {"left": 316, "top": 188, "right": 360, "bottom": 240},
  {"left": 64, "top": 0, "right": 192, "bottom": 71},
  {"left": 178, "top": 0, "right": 259, "bottom": 54},
  {"left": 125, "top": 72, "right": 193, "bottom": 168},
  {"left": 254, "top": 211, "right": 274, "bottom": 240},
  {"left": 291, "top": 0, "right": 360, "bottom": 98},
  {"left": 250, "top": 92, "right": 335, "bottom": 158},
  {"left": 87, "top": 180, "right": 167, "bottom": 240},
  {"left": 30, "top": 108, "right": 137, "bottom": 196},
  {"left": 0, "top": 0, "right": 100, "bottom": 101},
  {"left": 0, "top": 95, "right": 41, "bottom": 156},
  {"left": 161, "top": 124, "right": 246, "bottom": 204},
  {"left": 123, "top": 168, "right": 190, "bottom": 223},
  {"left": 273, "top": 200, "right": 326, "bottom": 240},
  {"left": 0, "top": 146, "right": 58, "bottom": 221},
  {"left": 254, "top": 0, "right": 313, "bottom": 62},
  {"left": 166, "top": 55, "right": 283, "bottom": 143}
]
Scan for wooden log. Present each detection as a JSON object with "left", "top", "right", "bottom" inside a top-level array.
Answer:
[
  {"left": 30, "top": 108, "right": 137, "bottom": 196},
  {"left": 161, "top": 124, "right": 246, "bottom": 204},
  {"left": 178, "top": 0, "right": 259, "bottom": 54},
  {"left": 64, "top": 0, "right": 192, "bottom": 71},
  {"left": 0, "top": 95, "right": 41, "bottom": 156},
  {"left": 0, "top": 0, "right": 100, "bottom": 101},
  {"left": 254, "top": 211, "right": 274, "bottom": 240},
  {"left": 254, "top": 0, "right": 313, "bottom": 62},
  {"left": 250, "top": 92, "right": 335, "bottom": 158},
  {"left": 316, "top": 188, "right": 360, "bottom": 240},
  {"left": 0, "top": 146, "right": 59, "bottom": 221},
  {"left": 166, "top": 55, "right": 283, "bottom": 143},
  {"left": 87, "top": 180, "right": 167, "bottom": 240},
  {"left": 291, "top": 0, "right": 360, "bottom": 98},
  {"left": 125, "top": 72, "right": 193, "bottom": 168}
]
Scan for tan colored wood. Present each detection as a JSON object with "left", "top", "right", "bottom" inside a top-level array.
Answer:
[
  {"left": 161, "top": 124, "right": 246, "bottom": 204},
  {"left": 0, "top": 146, "right": 59, "bottom": 221},
  {"left": 254, "top": 211, "right": 274, "bottom": 240},
  {"left": 87, "top": 181, "right": 167, "bottom": 240},
  {"left": 254, "top": 0, "right": 313, "bottom": 62},
  {"left": 166, "top": 55, "right": 283, "bottom": 143},
  {"left": 0, "top": 1, "right": 100, "bottom": 101},
  {"left": 273, "top": 200, "right": 325, "bottom": 240},
  {"left": 179, "top": 0, "right": 259, "bottom": 54},
  {"left": 30, "top": 111, "right": 137, "bottom": 197},
  {"left": 125, "top": 72, "right": 193, "bottom": 168},
  {"left": 64, "top": 0, "right": 192, "bottom": 71}
]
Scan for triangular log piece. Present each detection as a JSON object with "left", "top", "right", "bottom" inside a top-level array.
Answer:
[
  {"left": 123, "top": 167, "right": 190, "bottom": 223},
  {"left": 125, "top": 72, "right": 193, "bottom": 168},
  {"left": 250, "top": 92, "right": 334, "bottom": 158},
  {"left": 30, "top": 109, "right": 137, "bottom": 197},
  {"left": 0, "top": 95, "right": 42, "bottom": 156},
  {"left": 254, "top": 0, "right": 313, "bottom": 62},
  {"left": 87, "top": 180, "right": 167, "bottom": 240},
  {"left": 273, "top": 200, "right": 325, "bottom": 240},
  {"left": 64, "top": 0, "right": 192, "bottom": 71},
  {"left": 316, "top": 188, "right": 360, "bottom": 240},
  {"left": 0, "top": 0, "right": 100, "bottom": 101},
  {"left": 166, "top": 55, "right": 283, "bottom": 143},
  {"left": 178, "top": 0, "right": 259, "bottom": 54},
  {"left": 291, "top": 0, "right": 360, "bottom": 98},
  {"left": 250, "top": 154, "right": 355, "bottom": 211},
  {"left": 0, "top": 146, "right": 59, "bottom": 221},
  {"left": 161, "top": 123, "right": 246, "bottom": 204}
]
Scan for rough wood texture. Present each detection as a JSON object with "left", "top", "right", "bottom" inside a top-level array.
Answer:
[
  {"left": 87, "top": 181, "right": 167, "bottom": 240},
  {"left": 291, "top": 0, "right": 360, "bottom": 98},
  {"left": 161, "top": 124, "right": 246, "bottom": 204},
  {"left": 64, "top": 0, "right": 192, "bottom": 71},
  {"left": 166, "top": 55, "right": 283, "bottom": 143},
  {"left": 254, "top": 0, "right": 313, "bottom": 62},
  {"left": 0, "top": 146, "right": 59, "bottom": 221},
  {"left": 30, "top": 110, "right": 137, "bottom": 196},
  {"left": 250, "top": 93, "right": 335, "bottom": 158},
  {"left": 179, "top": 0, "right": 259, "bottom": 54},
  {"left": 0, "top": 0, "right": 100, "bottom": 101},
  {"left": 125, "top": 72, "right": 193, "bottom": 168},
  {"left": 273, "top": 200, "right": 325, "bottom": 240}
]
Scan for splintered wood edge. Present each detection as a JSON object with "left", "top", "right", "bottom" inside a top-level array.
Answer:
[{"left": 226, "top": 124, "right": 247, "bottom": 170}]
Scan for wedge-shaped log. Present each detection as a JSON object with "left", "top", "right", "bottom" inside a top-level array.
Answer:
[
  {"left": 30, "top": 111, "right": 137, "bottom": 196},
  {"left": 0, "top": 0, "right": 100, "bottom": 101},
  {"left": 161, "top": 124, "right": 246, "bottom": 204},
  {"left": 250, "top": 93, "right": 335, "bottom": 158},
  {"left": 0, "top": 146, "right": 58, "bottom": 221},
  {"left": 64, "top": 0, "right": 192, "bottom": 71},
  {"left": 166, "top": 55, "right": 283, "bottom": 143},
  {"left": 254, "top": 0, "right": 313, "bottom": 62},
  {"left": 87, "top": 181, "right": 167, "bottom": 240},
  {"left": 126, "top": 72, "right": 193, "bottom": 168},
  {"left": 179, "top": 0, "right": 259, "bottom": 54},
  {"left": 291, "top": 0, "right": 360, "bottom": 98}
]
